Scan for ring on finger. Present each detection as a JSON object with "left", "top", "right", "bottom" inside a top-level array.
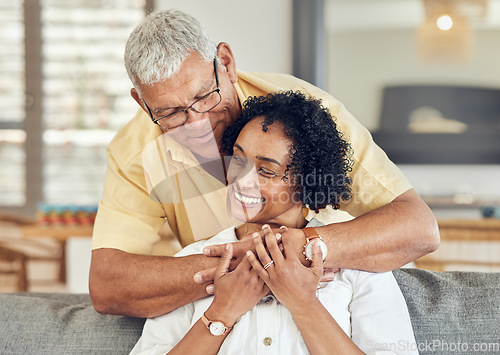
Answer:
[{"left": 263, "top": 260, "right": 274, "bottom": 270}]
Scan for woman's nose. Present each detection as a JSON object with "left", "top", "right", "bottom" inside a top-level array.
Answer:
[{"left": 236, "top": 167, "right": 259, "bottom": 189}]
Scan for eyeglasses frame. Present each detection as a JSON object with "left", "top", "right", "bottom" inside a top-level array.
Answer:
[{"left": 142, "top": 58, "right": 221, "bottom": 130}]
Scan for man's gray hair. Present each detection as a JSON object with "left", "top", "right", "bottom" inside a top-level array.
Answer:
[{"left": 124, "top": 9, "right": 217, "bottom": 91}]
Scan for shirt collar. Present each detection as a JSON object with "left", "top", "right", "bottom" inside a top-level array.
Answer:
[{"left": 159, "top": 133, "right": 200, "bottom": 168}]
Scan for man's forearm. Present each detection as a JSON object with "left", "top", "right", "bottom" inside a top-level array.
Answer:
[
  {"left": 318, "top": 188, "right": 440, "bottom": 272},
  {"left": 89, "top": 248, "right": 219, "bottom": 318}
]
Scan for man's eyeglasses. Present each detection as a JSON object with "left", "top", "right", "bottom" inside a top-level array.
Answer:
[{"left": 142, "top": 59, "right": 222, "bottom": 130}]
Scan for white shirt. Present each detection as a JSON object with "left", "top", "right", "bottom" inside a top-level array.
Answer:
[{"left": 131, "top": 222, "right": 419, "bottom": 355}]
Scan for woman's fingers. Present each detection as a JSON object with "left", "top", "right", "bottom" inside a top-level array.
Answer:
[
  {"left": 310, "top": 239, "right": 324, "bottom": 276},
  {"left": 214, "top": 243, "right": 233, "bottom": 280},
  {"left": 261, "top": 225, "right": 284, "bottom": 263},
  {"left": 252, "top": 231, "right": 273, "bottom": 266},
  {"left": 235, "top": 251, "right": 252, "bottom": 271},
  {"left": 246, "top": 250, "right": 270, "bottom": 280}
]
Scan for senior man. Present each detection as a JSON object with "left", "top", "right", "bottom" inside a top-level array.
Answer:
[{"left": 89, "top": 9, "right": 439, "bottom": 318}]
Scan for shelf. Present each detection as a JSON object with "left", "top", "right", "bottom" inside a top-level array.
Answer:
[{"left": 22, "top": 225, "right": 93, "bottom": 241}]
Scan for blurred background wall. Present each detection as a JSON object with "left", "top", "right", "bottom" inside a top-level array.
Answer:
[
  {"left": 2, "top": 0, "right": 499, "bottom": 219},
  {"left": 325, "top": 0, "right": 500, "bottom": 219}
]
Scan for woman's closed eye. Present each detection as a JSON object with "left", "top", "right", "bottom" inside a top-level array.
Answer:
[
  {"left": 258, "top": 167, "right": 278, "bottom": 178},
  {"left": 229, "top": 155, "right": 280, "bottom": 178}
]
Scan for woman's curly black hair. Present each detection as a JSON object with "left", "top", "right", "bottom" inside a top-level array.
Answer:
[{"left": 220, "top": 90, "right": 353, "bottom": 212}]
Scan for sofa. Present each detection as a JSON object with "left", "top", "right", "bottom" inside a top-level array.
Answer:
[{"left": 0, "top": 268, "right": 499, "bottom": 355}]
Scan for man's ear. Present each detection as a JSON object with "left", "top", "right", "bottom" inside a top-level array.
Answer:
[
  {"left": 217, "top": 42, "right": 238, "bottom": 84},
  {"left": 131, "top": 88, "right": 145, "bottom": 111}
]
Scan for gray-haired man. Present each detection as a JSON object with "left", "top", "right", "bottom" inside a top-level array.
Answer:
[{"left": 89, "top": 9, "right": 439, "bottom": 317}]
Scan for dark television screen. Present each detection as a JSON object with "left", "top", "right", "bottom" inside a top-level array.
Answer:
[{"left": 372, "top": 85, "right": 500, "bottom": 164}]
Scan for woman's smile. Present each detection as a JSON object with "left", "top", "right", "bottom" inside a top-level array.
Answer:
[{"left": 233, "top": 190, "right": 265, "bottom": 206}]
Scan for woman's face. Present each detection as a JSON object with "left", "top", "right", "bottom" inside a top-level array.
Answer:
[{"left": 226, "top": 117, "right": 304, "bottom": 227}]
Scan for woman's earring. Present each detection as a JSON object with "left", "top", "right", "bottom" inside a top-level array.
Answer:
[{"left": 302, "top": 206, "right": 309, "bottom": 218}]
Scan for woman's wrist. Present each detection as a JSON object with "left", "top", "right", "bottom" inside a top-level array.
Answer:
[
  {"left": 288, "top": 297, "right": 323, "bottom": 320},
  {"left": 205, "top": 303, "right": 238, "bottom": 328}
]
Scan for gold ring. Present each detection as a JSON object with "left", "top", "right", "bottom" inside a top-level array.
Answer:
[{"left": 263, "top": 260, "right": 274, "bottom": 270}]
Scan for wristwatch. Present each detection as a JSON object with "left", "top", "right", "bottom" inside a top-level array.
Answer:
[
  {"left": 302, "top": 227, "right": 328, "bottom": 262},
  {"left": 201, "top": 313, "right": 232, "bottom": 336}
]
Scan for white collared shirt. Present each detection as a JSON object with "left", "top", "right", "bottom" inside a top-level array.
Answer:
[{"left": 131, "top": 222, "right": 418, "bottom": 355}]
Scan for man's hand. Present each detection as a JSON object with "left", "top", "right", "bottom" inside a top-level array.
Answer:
[
  {"left": 195, "top": 225, "right": 338, "bottom": 293},
  {"left": 203, "top": 235, "right": 256, "bottom": 259},
  {"left": 194, "top": 235, "right": 258, "bottom": 293}
]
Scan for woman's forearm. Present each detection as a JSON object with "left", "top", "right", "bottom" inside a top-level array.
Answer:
[
  {"left": 290, "top": 299, "right": 364, "bottom": 355},
  {"left": 168, "top": 318, "right": 227, "bottom": 355}
]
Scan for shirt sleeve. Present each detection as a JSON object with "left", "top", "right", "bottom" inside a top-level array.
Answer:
[
  {"left": 130, "top": 231, "right": 236, "bottom": 354},
  {"left": 129, "top": 303, "right": 196, "bottom": 355},
  {"left": 92, "top": 144, "right": 168, "bottom": 255},
  {"left": 348, "top": 270, "right": 419, "bottom": 355}
]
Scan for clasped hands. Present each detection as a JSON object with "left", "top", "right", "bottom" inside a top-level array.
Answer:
[
  {"left": 203, "top": 225, "right": 328, "bottom": 326},
  {"left": 194, "top": 225, "right": 336, "bottom": 294}
]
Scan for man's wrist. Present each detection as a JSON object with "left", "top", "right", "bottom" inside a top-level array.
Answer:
[
  {"left": 302, "top": 227, "right": 328, "bottom": 263},
  {"left": 292, "top": 228, "right": 309, "bottom": 266}
]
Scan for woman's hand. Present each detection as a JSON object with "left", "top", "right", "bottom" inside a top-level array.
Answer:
[
  {"left": 195, "top": 227, "right": 336, "bottom": 294},
  {"left": 206, "top": 243, "right": 269, "bottom": 327},
  {"left": 246, "top": 225, "right": 324, "bottom": 315}
]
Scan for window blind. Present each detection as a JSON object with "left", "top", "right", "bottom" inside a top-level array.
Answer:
[
  {"left": 41, "top": 0, "right": 144, "bottom": 205},
  {"left": 0, "top": 1, "right": 25, "bottom": 206}
]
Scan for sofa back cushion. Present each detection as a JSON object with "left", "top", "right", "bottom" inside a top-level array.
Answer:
[
  {"left": 0, "top": 292, "right": 144, "bottom": 354},
  {"left": 393, "top": 268, "right": 500, "bottom": 355},
  {"left": 1, "top": 269, "right": 499, "bottom": 354}
]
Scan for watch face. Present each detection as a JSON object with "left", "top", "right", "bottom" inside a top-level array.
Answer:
[
  {"left": 209, "top": 321, "right": 226, "bottom": 336},
  {"left": 305, "top": 239, "right": 328, "bottom": 261}
]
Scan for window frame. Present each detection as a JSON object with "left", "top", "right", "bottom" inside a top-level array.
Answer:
[{"left": 0, "top": 2, "right": 42, "bottom": 217}]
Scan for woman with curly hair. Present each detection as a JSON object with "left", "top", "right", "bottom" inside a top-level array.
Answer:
[
  {"left": 220, "top": 90, "right": 353, "bottom": 215},
  {"left": 131, "top": 91, "right": 417, "bottom": 355}
]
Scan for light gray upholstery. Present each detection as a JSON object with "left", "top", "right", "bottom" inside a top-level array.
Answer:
[
  {"left": 0, "top": 292, "right": 144, "bottom": 354},
  {"left": 393, "top": 269, "right": 500, "bottom": 355},
  {"left": 0, "top": 269, "right": 499, "bottom": 354}
]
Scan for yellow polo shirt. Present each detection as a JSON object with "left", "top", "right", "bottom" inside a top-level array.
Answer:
[{"left": 91, "top": 70, "right": 412, "bottom": 255}]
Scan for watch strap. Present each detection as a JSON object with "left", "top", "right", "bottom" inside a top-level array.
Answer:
[
  {"left": 303, "top": 227, "right": 320, "bottom": 241},
  {"left": 302, "top": 227, "right": 328, "bottom": 262},
  {"left": 201, "top": 312, "right": 211, "bottom": 328}
]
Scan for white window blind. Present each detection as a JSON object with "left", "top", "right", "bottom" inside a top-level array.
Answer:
[
  {"left": 0, "top": 1, "right": 25, "bottom": 206},
  {"left": 41, "top": 0, "right": 144, "bottom": 205}
]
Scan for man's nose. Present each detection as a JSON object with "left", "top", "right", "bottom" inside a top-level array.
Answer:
[{"left": 183, "top": 109, "right": 210, "bottom": 129}]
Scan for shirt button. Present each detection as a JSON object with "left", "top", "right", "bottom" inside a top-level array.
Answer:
[{"left": 263, "top": 337, "right": 272, "bottom": 346}]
